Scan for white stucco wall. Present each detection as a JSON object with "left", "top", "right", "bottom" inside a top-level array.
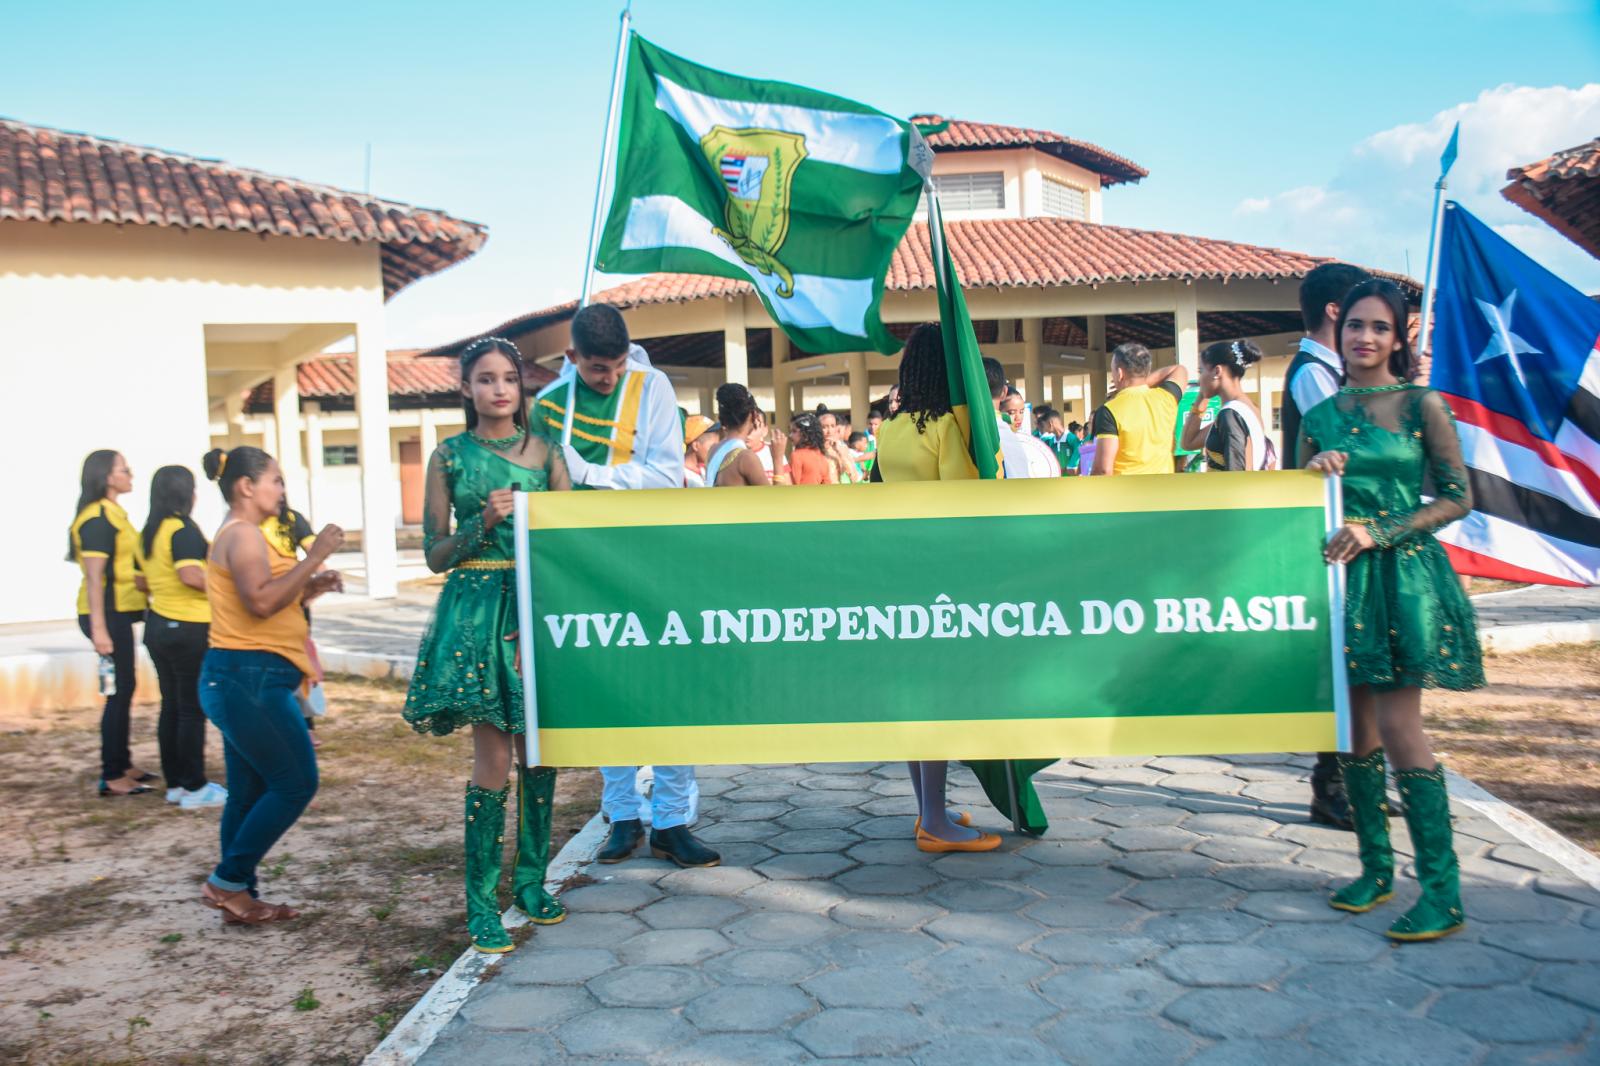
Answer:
[{"left": 0, "top": 220, "right": 387, "bottom": 624}]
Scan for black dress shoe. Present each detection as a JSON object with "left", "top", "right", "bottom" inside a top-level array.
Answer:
[
  {"left": 649, "top": 825, "right": 721, "bottom": 868},
  {"left": 1309, "top": 752, "right": 1354, "bottom": 831},
  {"left": 596, "top": 818, "right": 643, "bottom": 864}
]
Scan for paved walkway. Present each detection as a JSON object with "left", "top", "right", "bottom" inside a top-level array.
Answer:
[{"left": 415, "top": 758, "right": 1600, "bottom": 1065}]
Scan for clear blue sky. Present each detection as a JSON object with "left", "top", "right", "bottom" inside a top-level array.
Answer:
[{"left": 9, "top": 1, "right": 1599, "bottom": 347}]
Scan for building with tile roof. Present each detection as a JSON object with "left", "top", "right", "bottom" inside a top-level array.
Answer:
[
  {"left": 1502, "top": 137, "right": 1600, "bottom": 260},
  {"left": 432, "top": 115, "right": 1412, "bottom": 443},
  {"left": 1, "top": 116, "right": 486, "bottom": 622}
]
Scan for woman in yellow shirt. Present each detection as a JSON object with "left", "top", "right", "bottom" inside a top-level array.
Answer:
[
  {"left": 874, "top": 324, "right": 1000, "bottom": 854},
  {"left": 68, "top": 449, "right": 150, "bottom": 796},
  {"left": 141, "top": 465, "right": 227, "bottom": 810},
  {"left": 197, "top": 446, "right": 343, "bottom": 925}
]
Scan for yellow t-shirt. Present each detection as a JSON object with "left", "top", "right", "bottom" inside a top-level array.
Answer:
[
  {"left": 875, "top": 412, "right": 979, "bottom": 483},
  {"left": 261, "top": 509, "right": 316, "bottom": 559},
  {"left": 71, "top": 498, "right": 147, "bottom": 615},
  {"left": 1093, "top": 381, "right": 1183, "bottom": 476},
  {"left": 144, "top": 516, "right": 211, "bottom": 624}
]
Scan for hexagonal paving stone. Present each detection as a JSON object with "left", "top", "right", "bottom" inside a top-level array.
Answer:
[
  {"left": 526, "top": 911, "right": 646, "bottom": 949},
  {"left": 458, "top": 984, "right": 594, "bottom": 1030},
  {"left": 1018, "top": 839, "right": 1119, "bottom": 867},
  {"left": 722, "top": 783, "right": 802, "bottom": 803},
  {"left": 1161, "top": 773, "right": 1246, "bottom": 795},
  {"left": 683, "top": 984, "right": 816, "bottom": 1032},
  {"left": 803, "top": 964, "right": 928, "bottom": 1009},
  {"left": 702, "top": 947, "right": 826, "bottom": 984},
  {"left": 696, "top": 819, "right": 784, "bottom": 844},
  {"left": 830, "top": 895, "right": 947, "bottom": 930},
  {"left": 1237, "top": 890, "right": 1345, "bottom": 923},
  {"left": 925, "top": 911, "right": 1047, "bottom": 946},
  {"left": 1033, "top": 932, "right": 1165, "bottom": 965},
  {"left": 723, "top": 911, "right": 841, "bottom": 948},
  {"left": 912, "top": 1033, "right": 1062, "bottom": 1066},
  {"left": 1107, "top": 826, "right": 1203, "bottom": 852},
  {"left": 767, "top": 827, "right": 864, "bottom": 853},
  {"left": 1149, "top": 756, "right": 1232, "bottom": 774},
  {"left": 1465, "top": 885, "right": 1574, "bottom": 924},
  {"left": 738, "top": 878, "right": 850, "bottom": 913},
  {"left": 1020, "top": 863, "right": 1136, "bottom": 898},
  {"left": 911, "top": 944, "right": 1053, "bottom": 988},
  {"left": 852, "top": 814, "right": 920, "bottom": 839},
  {"left": 754, "top": 852, "right": 857, "bottom": 881},
  {"left": 714, "top": 800, "right": 794, "bottom": 821},
  {"left": 799, "top": 773, "right": 875, "bottom": 790},
  {"left": 1457, "top": 854, "right": 1536, "bottom": 886},
  {"left": 554, "top": 1006, "right": 697, "bottom": 1057},
  {"left": 1249, "top": 923, "right": 1388, "bottom": 963},
  {"left": 714, "top": 842, "right": 778, "bottom": 868},
  {"left": 1278, "top": 961, "right": 1432, "bottom": 1009},
  {"left": 1079, "top": 765, "right": 1171, "bottom": 787},
  {"left": 1209, "top": 863, "right": 1331, "bottom": 892},
  {"left": 1490, "top": 842, "right": 1563, "bottom": 873},
  {"left": 1171, "top": 794, "right": 1269, "bottom": 817},
  {"left": 835, "top": 863, "right": 941, "bottom": 896},
  {"left": 1164, "top": 987, "right": 1325, "bottom": 1039},
  {"left": 1088, "top": 785, "right": 1180, "bottom": 806},
  {"left": 869, "top": 777, "right": 916, "bottom": 796},
  {"left": 1123, "top": 877, "right": 1241, "bottom": 911},
  {"left": 416, "top": 1029, "right": 562, "bottom": 1064},
  {"left": 500, "top": 947, "right": 618, "bottom": 985},
  {"left": 1039, "top": 966, "right": 1185, "bottom": 1012},
  {"left": 657, "top": 865, "right": 766, "bottom": 897},
  {"left": 654, "top": 1033, "right": 812, "bottom": 1064},
  {"left": 774, "top": 806, "right": 866, "bottom": 830},
  {"left": 693, "top": 776, "right": 736, "bottom": 796},
  {"left": 1181, "top": 1038, "right": 1296, "bottom": 1066},
  {"left": 1535, "top": 876, "right": 1600, "bottom": 909},
  {"left": 1092, "top": 804, "right": 1192, "bottom": 828},
  {"left": 861, "top": 796, "right": 920, "bottom": 817},
  {"left": 616, "top": 928, "right": 732, "bottom": 966},
  {"left": 846, "top": 838, "right": 928, "bottom": 865},
  {"left": 1137, "top": 909, "right": 1269, "bottom": 946},
  {"left": 1194, "top": 834, "right": 1301, "bottom": 865},
  {"left": 1534, "top": 963, "right": 1600, "bottom": 1012},
  {"left": 929, "top": 850, "right": 1038, "bottom": 880},
  {"left": 942, "top": 983, "right": 1058, "bottom": 1031},
  {"left": 819, "top": 929, "right": 943, "bottom": 967},
  {"left": 1156, "top": 944, "right": 1289, "bottom": 987},
  {"left": 556, "top": 880, "right": 662, "bottom": 913},
  {"left": 1021, "top": 896, "right": 1148, "bottom": 931},
  {"left": 1042, "top": 1014, "right": 1200, "bottom": 1065},
  {"left": 791, "top": 1008, "right": 930, "bottom": 1058},
  {"left": 636, "top": 895, "right": 748, "bottom": 931},
  {"left": 1303, "top": 1011, "right": 1483, "bottom": 1064},
  {"left": 927, "top": 879, "right": 1039, "bottom": 913},
  {"left": 587, "top": 964, "right": 713, "bottom": 1008},
  {"left": 787, "top": 788, "right": 877, "bottom": 809},
  {"left": 1429, "top": 988, "right": 1595, "bottom": 1044},
  {"left": 1111, "top": 849, "right": 1218, "bottom": 880},
  {"left": 1482, "top": 924, "right": 1600, "bottom": 962}
]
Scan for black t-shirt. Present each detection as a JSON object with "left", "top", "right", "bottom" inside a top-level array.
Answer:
[{"left": 1204, "top": 407, "right": 1251, "bottom": 471}]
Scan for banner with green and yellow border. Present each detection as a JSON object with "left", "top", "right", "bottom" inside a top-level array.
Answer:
[{"left": 513, "top": 472, "right": 1349, "bottom": 766}]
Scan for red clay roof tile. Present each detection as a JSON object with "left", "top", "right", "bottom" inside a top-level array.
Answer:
[
  {"left": 913, "top": 114, "right": 1147, "bottom": 186},
  {"left": 1502, "top": 137, "right": 1600, "bottom": 260},
  {"left": 244, "top": 351, "right": 554, "bottom": 413},
  {"left": 0, "top": 117, "right": 487, "bottom": 299}
]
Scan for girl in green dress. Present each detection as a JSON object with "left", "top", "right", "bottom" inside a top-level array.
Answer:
[
  {"left": 1300, "top": 279, "right": 1483, "bottom": 942},
  {"left": 403, "top": 337, "right": 571, "bottom": 953}
]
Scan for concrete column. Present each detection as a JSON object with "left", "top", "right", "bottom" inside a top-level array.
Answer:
[
  {"left": 997, "top": 319, "right": 1018, "bottom": 343},
  {"left": 1051, "top": 372, "right": 1065, "bottom": 407},
  {"left": 353, "top": 320, "right": 398, "bottom": 599},
  {"left": 1022, "top": 317, "right": 1044, "bottom": 406},
  {"left": 790, "top": 382, "right": 806, "bottom": 418},
  {"left": 1090, "top": 366, "right": 1109, "bottom": 411},
  {"left": 224, "top": 390, "right": 245, "bottom": 448},
  {"left": 723, "top": 299, "right": 749, "bottom": 386},
  {"left": 847, "top": 352, "right": 870, "bottom": 428},
  {"left": 303, "top": 402, "right": 325, "bottom": 523},
  {"left": 1174, "top": 284, "right": 1200, "bottom": 383},
  {"left": 698, "top": 384, "right": 715, "bottom": 417},
  {"left": 771, "top": 329, "right": 792, "bottom": 427},
  {"left": 419, "top": 407, "right": 439, "bottom": 462},
  {"left": 272, "top": 361, "right": 304, "bottom": 505}
]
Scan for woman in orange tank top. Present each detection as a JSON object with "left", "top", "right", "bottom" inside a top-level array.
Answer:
[{"left": 196, "top": 446, "right": 344, "bottom": 926}]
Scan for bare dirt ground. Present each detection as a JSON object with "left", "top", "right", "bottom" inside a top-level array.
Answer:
[
  {"left": 1428, "top": 642, "right": 1600, "bottom": 855},
  {"left": 0, "top": 677, "right": 600, "bottom": 1066}
]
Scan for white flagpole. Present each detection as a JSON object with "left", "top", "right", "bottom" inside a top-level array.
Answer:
[
  {"left": 1414, "top": 122, "right": 1459, "bottom": 375},
  {"left": 566, "top": 2, "right": 632, "bottom": 447}
]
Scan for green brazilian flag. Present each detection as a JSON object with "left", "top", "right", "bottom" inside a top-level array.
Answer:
[{"left": 593, "top": 34, "right": 926, "bottom": 355}]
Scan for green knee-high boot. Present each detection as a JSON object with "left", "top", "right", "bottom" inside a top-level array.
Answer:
[
  {"left": 464, "top": 782, "right": 514, "bottom": 954},
  {"left": 1329, "top": 749, "right": 1395, "bottom": 913},
  {"left": 513, "top": 766, "right": 566, "bottom": 925},
  {"left": 1388, "top": 764, "right": 1465, "bottom": 942}
]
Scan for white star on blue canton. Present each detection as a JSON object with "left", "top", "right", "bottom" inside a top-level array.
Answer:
[{"left": 1474, "top": 290, "right": 1542, "bottom": 389}]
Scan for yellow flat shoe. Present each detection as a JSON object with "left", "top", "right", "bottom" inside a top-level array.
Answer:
[{"left": 916, "top": 827, "right": 1001, "bottom": 853}]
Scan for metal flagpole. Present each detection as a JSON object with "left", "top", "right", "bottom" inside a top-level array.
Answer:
[
  {"left": 565, "top": 1, "right": 633, "bottom": 447},
  {"left": 1414, "top": 122, "right": 1459, "bottom": 374}
]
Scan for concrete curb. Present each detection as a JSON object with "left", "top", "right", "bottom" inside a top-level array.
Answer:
[
  {"left": 1448, "top": 771, "right": 1600, "bottom": 892},
  {"left": 1479, "top": 620, "right": 1600, "bottom": 654}
]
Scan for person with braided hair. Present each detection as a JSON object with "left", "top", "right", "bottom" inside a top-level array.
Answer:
[
  {"left": 1180, "top": 340, "right": 1277, "bottom": 471},
  {"left": 705, "top": 383, "right": 770, "bottom": 487},
  {"left": 402, "top": 336, "right": 573, "bottom": 953},
  {"left": 786, "top": 412, "right": 832, "bottom": 485}
]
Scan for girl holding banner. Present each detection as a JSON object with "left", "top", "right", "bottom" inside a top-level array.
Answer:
[
  {"left": 403, "top": 337, "right": 572, "bottom": 954},
  {"left": 875, "top": 324, "right": 1002, "bottom": 853},
  {"left": 1302, "top": 279, "right": 1482, "bottom": 942}
]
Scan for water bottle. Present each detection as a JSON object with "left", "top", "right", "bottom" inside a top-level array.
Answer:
[{"left": 97, "top": 654, "right": 117, "bottom": 697}]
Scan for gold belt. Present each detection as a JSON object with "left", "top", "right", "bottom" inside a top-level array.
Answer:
[{"left": 457, "top": 559, "right": 514, "bottom": 571}]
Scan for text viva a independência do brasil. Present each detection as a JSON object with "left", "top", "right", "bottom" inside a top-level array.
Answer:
[{"left": 540, "top": 595, "right": 1321, "bottom": 650}]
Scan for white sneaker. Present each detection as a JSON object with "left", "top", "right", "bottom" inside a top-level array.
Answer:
[
  {"left": 166, "top": 787, "right": 187, "bottom": 805},
  {"left": 179, "top": 782, "right": 229, "bottom": 810}
]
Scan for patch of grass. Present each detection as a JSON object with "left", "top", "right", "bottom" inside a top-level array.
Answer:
[
  {"left": 158, "top": 933, "right": 182, "bottom": 944},
  {"left": 293, "top": 988, "right": 321, "bottom": 1012},
  {"left": 373, "top": 1011, "right": 396, "bottom": 1036},
  {"left": 370, "top": 903, "right": 394, "bottom": 921},
  {"left": 8, "top": 876, "right": 137, "bottom": 941}
]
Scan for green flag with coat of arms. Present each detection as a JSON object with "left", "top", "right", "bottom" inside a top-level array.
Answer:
[{"left": 594, "top": 34, "right": 927, "bottom": 355}]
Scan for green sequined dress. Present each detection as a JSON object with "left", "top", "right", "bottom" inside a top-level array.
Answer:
[
  {"left": 1299, "top": 384, "right": 1484, "bottom": 692},
  {"left": 403, "top": 432, "right": 567, "bottom": 735}
]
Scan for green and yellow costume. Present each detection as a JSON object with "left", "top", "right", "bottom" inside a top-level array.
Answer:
[
  {"left": 1300, "top": 383, "right": 1479, "bottom": 941},
  {"left": 403, "top": 430, "right": 569, "bottom": 951}
]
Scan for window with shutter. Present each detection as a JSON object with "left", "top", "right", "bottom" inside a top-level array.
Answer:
[
  {"left": 1041, "top": 176, "right": 1087, "bottom": 220},
  {"left": 916, "top": 171, "right": 1006, "bottom": 215}
]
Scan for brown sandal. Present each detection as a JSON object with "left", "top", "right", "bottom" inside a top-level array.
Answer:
[{"left": 200, "top": 881, "right": 300, "bottom": 924}]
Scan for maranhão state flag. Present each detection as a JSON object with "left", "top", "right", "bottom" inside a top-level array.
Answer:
[
  {"left": 1429, "top": 202, "right": 1600, "bottom": 587},
  {"left": 593, "top": 33, "right": 927, "bottom": 356}
]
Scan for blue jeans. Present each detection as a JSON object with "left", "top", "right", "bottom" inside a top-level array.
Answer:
[
  {"left": 601, "top": 766, "right": 696, "bottom": 830},
  {"left": 199, "top": 650, "right": 317, "bottom": 892}
]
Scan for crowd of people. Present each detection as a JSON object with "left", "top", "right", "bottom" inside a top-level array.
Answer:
[{"left": 66, "top": 263, "right": 1482, "bottom": 947}]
